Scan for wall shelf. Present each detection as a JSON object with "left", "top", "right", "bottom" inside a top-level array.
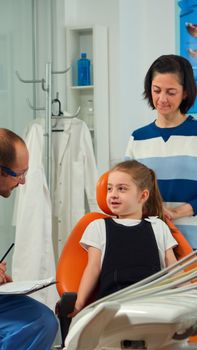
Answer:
[
  {"left": 70, "top": 85, "right": 94, "bottom": 90},
  {"left": 65, "top": 25, "right": 109, "bottom": 174}
]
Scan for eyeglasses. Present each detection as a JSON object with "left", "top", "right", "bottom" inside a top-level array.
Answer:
[{"left": 0, "top": 165, "right": 28, "bottom": 179}]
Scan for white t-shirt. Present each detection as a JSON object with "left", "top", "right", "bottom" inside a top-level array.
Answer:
[{"left": 80, "top": 217, "right": 177, "bottom": 269}]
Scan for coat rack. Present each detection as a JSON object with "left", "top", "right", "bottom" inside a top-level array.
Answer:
[{"left": 16, "top": 63, "right": 71, "bottom": 192}]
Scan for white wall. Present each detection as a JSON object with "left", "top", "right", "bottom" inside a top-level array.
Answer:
[
  {"left": 0, "top": 0, "right": 34, "bottom": 272},
  {"left": 118, "top": 0, "right": 176, "bottom": 164},
  {"left": 64, "top": 0, "right": 177, "bottom": 166}
]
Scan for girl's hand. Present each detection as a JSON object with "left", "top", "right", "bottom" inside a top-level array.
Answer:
[{"left": 67, "top": 303, "right": 83, "bottom": 318}]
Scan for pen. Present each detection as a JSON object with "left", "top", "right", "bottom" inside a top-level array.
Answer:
[{"left": 0, "top": 243, "right": 15, "bottom": 263}]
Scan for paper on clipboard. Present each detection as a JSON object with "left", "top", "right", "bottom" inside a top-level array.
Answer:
[{"left": 0, "top": 277, "right": 56, "bottom": 295}]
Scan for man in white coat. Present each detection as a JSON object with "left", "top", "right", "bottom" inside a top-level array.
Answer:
[{"left": 0, "top": 128, "right": 58, "bottom": 350}]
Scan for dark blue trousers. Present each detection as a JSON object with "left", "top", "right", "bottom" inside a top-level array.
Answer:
[{"left": 0, "top": 294, "right": 58, "bottom": 349}]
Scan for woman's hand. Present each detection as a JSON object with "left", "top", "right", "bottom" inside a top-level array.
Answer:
[{"left": 163, "top": 203, "right": 194, "bottom": 220}]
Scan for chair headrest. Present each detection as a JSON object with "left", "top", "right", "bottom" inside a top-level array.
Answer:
[{"left": 96, "top": 171, "right": 114, "bottom": 215}]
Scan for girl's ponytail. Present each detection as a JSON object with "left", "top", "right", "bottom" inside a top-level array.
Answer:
[{"left": 143, "top": 168, "right": 164, "bottom": 221}]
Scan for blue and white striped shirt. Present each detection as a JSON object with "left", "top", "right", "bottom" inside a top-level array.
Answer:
[{"left": 125, "top": 115, "right": 197, "bottom": 248}]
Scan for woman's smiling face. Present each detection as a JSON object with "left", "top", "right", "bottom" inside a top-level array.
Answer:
[{"left": 151, "top": 72, "right": 187, "bottom": 118}]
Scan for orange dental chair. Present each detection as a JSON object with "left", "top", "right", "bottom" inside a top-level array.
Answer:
[{"left": 56, "top": 171, "right": 196, "bottom": 348}]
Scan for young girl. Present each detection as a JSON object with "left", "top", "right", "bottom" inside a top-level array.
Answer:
[{"left": 70, "top": 160, "right": 178, "bottom": 317}]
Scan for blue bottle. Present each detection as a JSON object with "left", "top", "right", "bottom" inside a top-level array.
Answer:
[{"left": 77, "top": 53, "right": 91, "bottom": 86}]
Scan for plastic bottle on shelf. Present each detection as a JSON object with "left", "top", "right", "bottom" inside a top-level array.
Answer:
[{"left": 77, "top": 53, "right": 91, "bottom": 86}]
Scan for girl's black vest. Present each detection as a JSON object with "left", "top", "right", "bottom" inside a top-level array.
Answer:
[{"left": 97, "top": 218, "right": 161, "bottom": 299}]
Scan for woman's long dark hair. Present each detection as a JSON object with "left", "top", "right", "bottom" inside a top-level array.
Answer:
[{"left": 144, "top": 54, "right": 197, "bottom": 114}]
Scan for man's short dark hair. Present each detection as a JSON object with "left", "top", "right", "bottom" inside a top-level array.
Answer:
[{"left": 0, "top": 128, "right": 25, "bottom": 167}]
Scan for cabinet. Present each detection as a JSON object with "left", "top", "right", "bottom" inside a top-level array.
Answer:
[{"left": 65, "top": 25, "right": 109, "bottom": 175}]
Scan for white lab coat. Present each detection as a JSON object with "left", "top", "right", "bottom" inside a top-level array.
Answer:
[
  {"left": 52, "top": 117, "right": 99, "bottom": 253},
  {"left": 12, "top": 122, "right": 58, "bottom": 309}
]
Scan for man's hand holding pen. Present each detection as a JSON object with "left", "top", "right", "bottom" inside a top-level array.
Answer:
[
  {"left": 0, "top": 243, "right": 14, "bottom": 284},
  {"left": 0, "top": 262, "right": 12, "bottom": 285}
]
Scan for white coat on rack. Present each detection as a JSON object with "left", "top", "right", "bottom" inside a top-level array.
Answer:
[
  {"left": 52, "top": 117, "right": 99, "bottom": 253},
  {"left": 12, "top": 122, "right": 58, "bottom": 309}
]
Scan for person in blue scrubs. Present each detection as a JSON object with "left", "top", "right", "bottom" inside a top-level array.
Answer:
[{"left": 0, "top": 128, "right": 58, "bottom": 349}]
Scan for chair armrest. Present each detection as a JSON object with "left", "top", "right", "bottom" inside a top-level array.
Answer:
[{"left": 56, "top": 292, "right": 77, "bottom": 347}]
